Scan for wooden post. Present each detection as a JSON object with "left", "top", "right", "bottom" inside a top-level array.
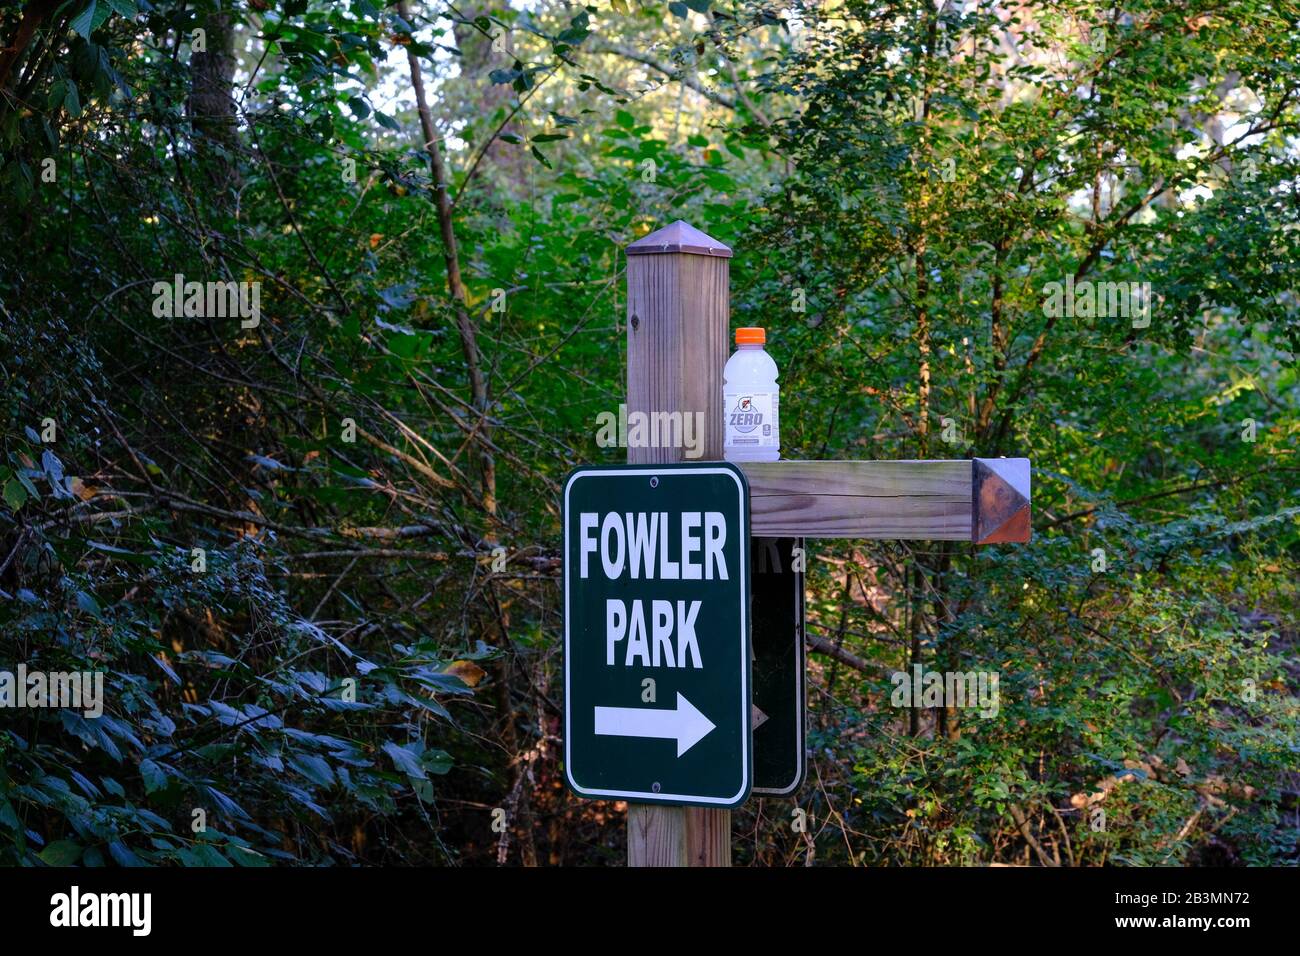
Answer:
[
  {"left": 624, "top": 220, "right": 732, "bottom": 867},
  {"left": 611, "top": 221, "right": 1032, "bottom": 866}
]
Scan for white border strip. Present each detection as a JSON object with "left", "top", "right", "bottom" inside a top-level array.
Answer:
[{"left": 563, "top": 466, "right": 750, "bottom": 805}]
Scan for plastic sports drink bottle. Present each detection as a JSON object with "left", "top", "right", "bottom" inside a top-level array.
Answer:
[{"left": 723, "top": 327, "right": 780, "bottom": 462}]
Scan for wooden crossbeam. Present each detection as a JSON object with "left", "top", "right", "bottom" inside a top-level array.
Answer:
[{"left": 739, "top": 458, "right": 1031, "bottom": 543}]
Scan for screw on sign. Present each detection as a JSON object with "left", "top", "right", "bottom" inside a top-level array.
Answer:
[{"left": 561, "top": 221, "right": 1032, "bottom": 867}]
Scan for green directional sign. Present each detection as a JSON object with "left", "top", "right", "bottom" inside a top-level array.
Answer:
[
  {"left": 751, "top": 537, "right": 806, "bottom": 795},
  {"left": 563, "top": 462, "right": 751, "bottom": 808}
]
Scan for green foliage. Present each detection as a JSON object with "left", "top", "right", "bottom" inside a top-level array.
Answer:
[
  {"left": 730, "top": 0, "right": 1299, "bottom": 866},
  {"left": 0, "top": 0, "right": 1296, "bottom": 867}
]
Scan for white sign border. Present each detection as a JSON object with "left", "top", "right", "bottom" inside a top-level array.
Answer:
[{"left": 563, "top": 464, "right": 752, "bottom": 807}]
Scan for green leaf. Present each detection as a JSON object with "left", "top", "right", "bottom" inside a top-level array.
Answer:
[
  {"left": 75, "top": 590, "right": 102, "bottom": 618},
  {"left": 39, "top": 840, "right": 83, "bottom": 866},
  {"left": 107, "top": 840, "right": 143, "bottom": 866},
  {"left": 422, "top": 748, "right": 453, "bottom": 776},
  {"left": 289, "top": 754, "right": 336, "bottom": 788},
  {"left": 91, "top": 2, "right": 113, "bottom": 31},
  {"left": 226, "top": 844, "right": 270, "bottom": 867},
  {"left": 63, "top": 82, "right": 82, "bottom": 118},
  {"left": 48, "top": 80, "right": 68, "bottom": 112},
  {"left": 555, "top": 11, "right": 591, "bottom": 46},
  {"left": 374, "top": 111, "right": 400, "bottom": 131},
  {"left": 383, "top": 741, "right": 427, "bottom": 779},
  {"left": 3, "top": 477, "right": 27, "bottom": 511},
  {"left": 70, "top": 2, "right": 98, "bottom": 39},
  {"left": 139, "top": 758, "right": 168, "bottom": 794},
  {"left": 530, "top": 145, "right": 552, "bottom": 169},
  {"left": 87, "top": 540, "right": 133, "bottom": 555},
  {"left": 0, "top": 800, "right": 21, "bottom": 831},
  {"left": 107, "top": 0, "right": 138, "bottom": 17},
  {"left": 347, "top": 96, "right": 370, "bottom": 119},
  {"left": 668, "top": 1, "right": 689, "bottom": 19},
  {"left": 15, "top": 470, "right": 38, "bottom": 497},
  {"left": 532, "top": 133, "right": 569, "bottom": 143}
]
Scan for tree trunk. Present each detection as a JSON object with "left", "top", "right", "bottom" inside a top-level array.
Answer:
[
  {"left": 187, "top": 5, "right": 240, "bottom": 195},
  {"left": 451, "top": 3, "right": 528, "bottom": 195},
  {"left": 399, "top": 1, "right": 497, "bottom": 519}
]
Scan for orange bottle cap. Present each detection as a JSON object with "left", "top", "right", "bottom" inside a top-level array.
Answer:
[{"left": 735, "top": 327, "right": 765, "bottom": 345}]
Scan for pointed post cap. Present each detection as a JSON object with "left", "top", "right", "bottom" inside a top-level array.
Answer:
[
  {"left": 972, "top": 457, "right": 1031, "bottom": 544},
  {"left": 626, "top": 220, "right": 732, "bottom": 258}
]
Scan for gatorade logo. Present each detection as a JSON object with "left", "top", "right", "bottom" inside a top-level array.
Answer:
[{"left": 729, "top": 396, "right": 763, "bottom": 433}]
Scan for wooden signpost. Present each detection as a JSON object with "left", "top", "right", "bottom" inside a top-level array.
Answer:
[{"left": 566, "top": 219, "right": 1031, "bottom": 866}]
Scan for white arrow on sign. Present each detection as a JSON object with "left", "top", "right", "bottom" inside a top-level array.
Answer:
[{"left": 594, "top": 692, "right": 716, "bottom": 757}]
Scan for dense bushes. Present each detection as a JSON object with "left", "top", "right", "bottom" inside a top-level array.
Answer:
[{"left": 1, "top": 0, "right": 1297, "bottom": 866}]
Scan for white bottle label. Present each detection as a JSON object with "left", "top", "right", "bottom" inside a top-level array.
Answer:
[{"left": 724, "top": 390, "right": 779, "bottom": 449}]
